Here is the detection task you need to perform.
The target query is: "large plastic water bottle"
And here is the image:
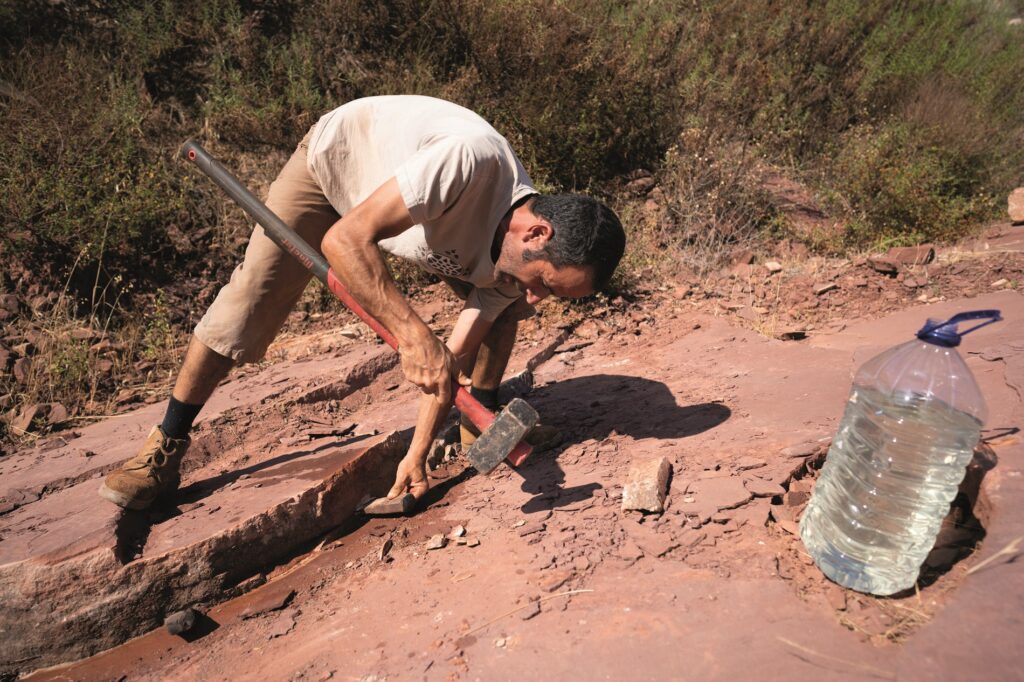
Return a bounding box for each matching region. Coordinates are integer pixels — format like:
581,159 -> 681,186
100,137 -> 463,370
800,310 -> 1002,595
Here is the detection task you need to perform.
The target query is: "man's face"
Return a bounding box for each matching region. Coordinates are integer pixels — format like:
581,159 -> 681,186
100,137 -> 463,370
494,250 -> 594,305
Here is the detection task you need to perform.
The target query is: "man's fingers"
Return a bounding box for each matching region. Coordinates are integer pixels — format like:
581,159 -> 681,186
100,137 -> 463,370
386,482 -> 405,499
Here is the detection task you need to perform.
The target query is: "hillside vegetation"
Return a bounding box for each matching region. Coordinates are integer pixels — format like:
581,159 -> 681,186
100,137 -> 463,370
1,0 -> 1022,439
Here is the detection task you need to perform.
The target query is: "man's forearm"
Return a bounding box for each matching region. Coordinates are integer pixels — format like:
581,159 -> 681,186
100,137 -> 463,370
322,228 -> 431,347
407,392 -> 453,463
405,309 -> 493,463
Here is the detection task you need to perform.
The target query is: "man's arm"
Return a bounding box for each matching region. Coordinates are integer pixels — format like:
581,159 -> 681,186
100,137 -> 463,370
320,177 -> 457,404
387,306 -> 494,500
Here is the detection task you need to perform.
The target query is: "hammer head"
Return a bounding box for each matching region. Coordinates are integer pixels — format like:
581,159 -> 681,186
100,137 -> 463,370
465,398 -> 538,474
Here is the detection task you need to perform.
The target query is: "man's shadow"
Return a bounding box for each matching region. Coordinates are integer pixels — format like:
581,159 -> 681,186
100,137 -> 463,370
512,374 -> 730,514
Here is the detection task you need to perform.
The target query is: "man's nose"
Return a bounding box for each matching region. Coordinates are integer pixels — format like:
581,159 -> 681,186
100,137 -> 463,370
525,289 -> 549,305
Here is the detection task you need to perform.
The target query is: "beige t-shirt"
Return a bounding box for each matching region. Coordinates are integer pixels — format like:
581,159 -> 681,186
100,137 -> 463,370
306,96 -> 534,320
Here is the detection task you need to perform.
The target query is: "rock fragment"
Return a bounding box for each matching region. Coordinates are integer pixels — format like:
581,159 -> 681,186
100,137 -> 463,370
730,249 -> 755,266
426,534 -> 447,550
266,607 -> 298,639
886,244 -> 935,266
629,527 -> 678,558
744,479 -> 785,498
813,282 -> 838,296
765,261 -> 783,273
621,457 -> 671,514
520,600 -> 541,621
69,328 -> 100,341
902,275 -> 928,289
241,588 -> 296,619
10,403 -> 47,434
734,456 -> 766,471
780,440 -> 827,458
363,493 -> 416,516
449,525 -> 466,539
0,294 -> 18,315
518,522 -> 546,537
47,402 -> 69,424
1009,187 -> 1024,224
687,476 -> 752,512
539,570 -> 573,592
12,357 -> 30,384
867,256 -> 900,275
824,583 -> 848,611
165,607 -> 197,636
783,478 -> 814,509
625,176 -> 656,194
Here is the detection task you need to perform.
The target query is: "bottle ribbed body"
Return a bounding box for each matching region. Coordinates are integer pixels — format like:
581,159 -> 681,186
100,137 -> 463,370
799,340 -> 986,596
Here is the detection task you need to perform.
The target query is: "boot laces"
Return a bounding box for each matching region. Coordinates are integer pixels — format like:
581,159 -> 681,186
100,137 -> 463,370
126,442 -> 177,474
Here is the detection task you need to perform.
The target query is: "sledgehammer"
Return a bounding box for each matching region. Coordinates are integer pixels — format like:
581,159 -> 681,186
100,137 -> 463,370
181,141 -> 537,477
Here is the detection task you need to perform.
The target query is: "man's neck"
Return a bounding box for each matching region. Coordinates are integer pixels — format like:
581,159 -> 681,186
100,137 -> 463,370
491,208 -> 513,263
493,195 -> 535,263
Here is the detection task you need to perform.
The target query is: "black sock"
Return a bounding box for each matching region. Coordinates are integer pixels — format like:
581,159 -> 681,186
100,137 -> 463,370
161,397 -> 204,439
469,386 -> 499,410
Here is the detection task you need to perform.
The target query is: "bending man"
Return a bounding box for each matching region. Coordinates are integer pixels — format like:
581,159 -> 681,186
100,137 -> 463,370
100,95 -> 626,510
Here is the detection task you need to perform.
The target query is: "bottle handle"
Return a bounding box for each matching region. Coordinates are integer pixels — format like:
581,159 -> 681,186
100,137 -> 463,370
916,310 -> 1002,347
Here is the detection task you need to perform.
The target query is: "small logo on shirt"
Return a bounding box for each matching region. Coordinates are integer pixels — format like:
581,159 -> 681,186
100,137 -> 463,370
417,247 -> 469,278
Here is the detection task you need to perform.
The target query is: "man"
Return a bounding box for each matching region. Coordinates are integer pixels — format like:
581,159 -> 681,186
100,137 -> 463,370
99,95 -> 625,511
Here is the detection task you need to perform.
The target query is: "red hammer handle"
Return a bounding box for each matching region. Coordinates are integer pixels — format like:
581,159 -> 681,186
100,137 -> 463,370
326,270 -> 531,465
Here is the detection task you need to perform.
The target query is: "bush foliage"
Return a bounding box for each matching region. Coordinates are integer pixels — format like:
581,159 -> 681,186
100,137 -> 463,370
2,0 -> 1022,292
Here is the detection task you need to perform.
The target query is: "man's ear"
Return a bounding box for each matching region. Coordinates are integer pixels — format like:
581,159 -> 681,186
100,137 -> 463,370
525,219 -> 553,245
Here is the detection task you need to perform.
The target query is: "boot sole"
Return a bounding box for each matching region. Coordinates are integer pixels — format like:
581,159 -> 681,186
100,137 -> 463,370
98,483 -> 154,511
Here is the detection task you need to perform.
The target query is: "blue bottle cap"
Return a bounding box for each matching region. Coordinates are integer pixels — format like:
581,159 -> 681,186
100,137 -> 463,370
916,310 -> 1002,347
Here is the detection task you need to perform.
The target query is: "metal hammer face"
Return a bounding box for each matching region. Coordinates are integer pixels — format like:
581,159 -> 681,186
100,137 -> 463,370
465,398 -> 539,474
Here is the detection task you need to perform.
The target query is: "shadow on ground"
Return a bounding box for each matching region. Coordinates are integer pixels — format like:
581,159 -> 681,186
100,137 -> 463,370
513,374 -> 731,514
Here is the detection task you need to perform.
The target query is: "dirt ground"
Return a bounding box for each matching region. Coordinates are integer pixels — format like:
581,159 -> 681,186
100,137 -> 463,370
4,222 -> 1024,681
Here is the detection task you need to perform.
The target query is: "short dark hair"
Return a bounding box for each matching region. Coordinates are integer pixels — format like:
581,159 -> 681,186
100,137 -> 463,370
523,194 -> 626,290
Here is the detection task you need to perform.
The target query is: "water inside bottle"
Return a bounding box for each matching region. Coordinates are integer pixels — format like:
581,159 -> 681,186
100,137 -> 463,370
800,384 -> 982,595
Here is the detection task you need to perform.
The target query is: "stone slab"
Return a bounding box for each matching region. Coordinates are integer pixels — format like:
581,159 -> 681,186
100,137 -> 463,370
0,344 -> 394,510
17,291 -> 1024,682
0,430 -> 405,673
0,302 -> 580,675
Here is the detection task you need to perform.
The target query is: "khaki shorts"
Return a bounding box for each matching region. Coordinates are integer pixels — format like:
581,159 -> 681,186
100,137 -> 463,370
195,134 -> 531,364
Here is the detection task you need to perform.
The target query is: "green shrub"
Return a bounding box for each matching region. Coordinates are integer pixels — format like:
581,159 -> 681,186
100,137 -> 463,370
1,44 -> 193,293
828,121 -> 997,248
2,0 -> 1022,295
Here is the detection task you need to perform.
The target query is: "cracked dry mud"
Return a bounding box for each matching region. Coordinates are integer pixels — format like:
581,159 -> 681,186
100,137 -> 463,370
4,226 -> 1024,681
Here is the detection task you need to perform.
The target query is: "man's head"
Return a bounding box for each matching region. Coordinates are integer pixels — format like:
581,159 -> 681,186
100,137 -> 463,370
494,194 -> 625,304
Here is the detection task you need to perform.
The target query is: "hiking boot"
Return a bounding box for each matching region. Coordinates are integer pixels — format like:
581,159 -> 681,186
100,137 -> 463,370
98,426 -> 190,510
524,423 -> 563,452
